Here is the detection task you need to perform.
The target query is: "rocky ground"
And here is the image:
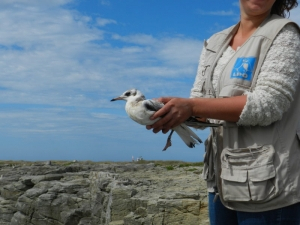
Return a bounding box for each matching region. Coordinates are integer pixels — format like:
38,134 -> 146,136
0,160 -> 209,225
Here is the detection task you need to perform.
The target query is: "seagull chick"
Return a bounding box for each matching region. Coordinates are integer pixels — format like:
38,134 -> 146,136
111,88 -> 202,151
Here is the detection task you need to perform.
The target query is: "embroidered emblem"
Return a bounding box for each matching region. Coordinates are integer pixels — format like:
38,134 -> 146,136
230,57 -> 256,81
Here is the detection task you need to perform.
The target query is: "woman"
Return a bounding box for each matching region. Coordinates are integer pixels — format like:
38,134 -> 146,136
147,0 -> 300,224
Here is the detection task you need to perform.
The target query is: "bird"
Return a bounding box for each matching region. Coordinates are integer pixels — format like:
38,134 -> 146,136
111,88 -> 203,151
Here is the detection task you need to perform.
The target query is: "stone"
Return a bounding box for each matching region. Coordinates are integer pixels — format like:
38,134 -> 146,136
0,161 -> 208,225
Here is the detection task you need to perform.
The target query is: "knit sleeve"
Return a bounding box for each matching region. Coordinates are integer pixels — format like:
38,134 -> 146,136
190,43 -> 207,98
237,23 -> 300,126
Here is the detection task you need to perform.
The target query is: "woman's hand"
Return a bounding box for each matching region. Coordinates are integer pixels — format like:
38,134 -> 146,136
146,97 -> 193,134
146,95 -> 247,134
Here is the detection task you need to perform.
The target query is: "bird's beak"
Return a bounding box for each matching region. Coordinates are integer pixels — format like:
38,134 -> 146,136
111,96 -> 123,101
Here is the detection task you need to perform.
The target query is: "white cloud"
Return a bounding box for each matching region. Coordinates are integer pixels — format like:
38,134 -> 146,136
112,33 -> 157,45
198,10 -> 236,16
0,0 -> 72,6
0,1 -> 105,107
111,33 -> 202,67
100,0 -> 110,6
96,17 -> 117,26
232,2 -> 240,7
0,108 -> 127,138
0,0 -> 203,138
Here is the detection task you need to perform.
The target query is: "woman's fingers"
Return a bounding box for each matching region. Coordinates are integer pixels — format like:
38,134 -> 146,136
150,109 -> 173,133
147,98 -> 193,134
150,97 -> 173,120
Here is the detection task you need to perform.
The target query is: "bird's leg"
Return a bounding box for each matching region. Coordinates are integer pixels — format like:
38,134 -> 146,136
162,130 -> 175,151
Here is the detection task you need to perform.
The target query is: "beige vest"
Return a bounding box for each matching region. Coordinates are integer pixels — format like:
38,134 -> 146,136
202,15 -> 300,212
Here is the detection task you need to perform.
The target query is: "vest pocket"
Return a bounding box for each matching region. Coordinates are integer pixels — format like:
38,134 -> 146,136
220,145 -> 277,202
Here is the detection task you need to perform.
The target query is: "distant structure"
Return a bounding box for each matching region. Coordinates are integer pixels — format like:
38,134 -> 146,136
136,156 -> 143,162
45,161 -> 52,166
132,156 -> 134,162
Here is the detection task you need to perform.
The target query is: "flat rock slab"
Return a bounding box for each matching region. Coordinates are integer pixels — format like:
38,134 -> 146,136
0,161 -> 208,225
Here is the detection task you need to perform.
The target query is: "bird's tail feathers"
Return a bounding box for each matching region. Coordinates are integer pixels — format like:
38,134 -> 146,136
174,124 -> 202,148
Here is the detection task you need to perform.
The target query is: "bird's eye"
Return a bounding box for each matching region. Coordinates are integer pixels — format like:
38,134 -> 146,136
125,92 -> 131,96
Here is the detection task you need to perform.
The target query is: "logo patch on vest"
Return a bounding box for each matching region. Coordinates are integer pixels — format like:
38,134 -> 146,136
230,57 -> 256,81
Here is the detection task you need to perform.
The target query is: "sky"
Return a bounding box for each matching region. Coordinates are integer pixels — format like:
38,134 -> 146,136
0,0 -> 299,162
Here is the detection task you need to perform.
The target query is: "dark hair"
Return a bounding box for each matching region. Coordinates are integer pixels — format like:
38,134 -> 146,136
271,0 -> 298,17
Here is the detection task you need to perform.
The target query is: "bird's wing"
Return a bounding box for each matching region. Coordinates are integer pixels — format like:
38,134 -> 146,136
184,117 -> 222,129
143,99 -> 164,112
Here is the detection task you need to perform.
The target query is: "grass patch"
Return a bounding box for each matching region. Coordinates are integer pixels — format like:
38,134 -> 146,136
0,160 -> 204,168
165,165 -> 174,170
186,168 -> 198,172
179,162 -> 204,168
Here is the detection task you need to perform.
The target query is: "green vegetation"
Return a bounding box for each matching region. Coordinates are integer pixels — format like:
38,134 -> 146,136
0,160 -> 204,169
165,165 -> 174,170
179,162 -> 204,167
186,168 -> 198,172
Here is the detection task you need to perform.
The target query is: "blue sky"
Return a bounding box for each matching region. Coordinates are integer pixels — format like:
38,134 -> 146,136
0,0 -> 299,162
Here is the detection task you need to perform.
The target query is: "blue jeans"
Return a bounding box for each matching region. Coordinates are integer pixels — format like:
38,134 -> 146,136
209,192 -> 300,225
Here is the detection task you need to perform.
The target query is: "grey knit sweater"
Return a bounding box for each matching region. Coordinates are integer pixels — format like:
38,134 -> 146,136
190,24 -> 300,126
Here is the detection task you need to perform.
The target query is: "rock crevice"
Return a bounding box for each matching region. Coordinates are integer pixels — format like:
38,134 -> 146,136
0,162 -> 208,225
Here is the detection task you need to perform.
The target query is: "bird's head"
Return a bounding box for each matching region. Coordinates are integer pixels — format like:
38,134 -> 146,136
111,89 -> 145,102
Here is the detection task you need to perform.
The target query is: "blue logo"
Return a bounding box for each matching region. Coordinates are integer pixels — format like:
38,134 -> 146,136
230,57 -> 256,81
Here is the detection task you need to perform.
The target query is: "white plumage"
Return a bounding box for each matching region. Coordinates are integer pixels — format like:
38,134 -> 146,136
111,88 -> 202,150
